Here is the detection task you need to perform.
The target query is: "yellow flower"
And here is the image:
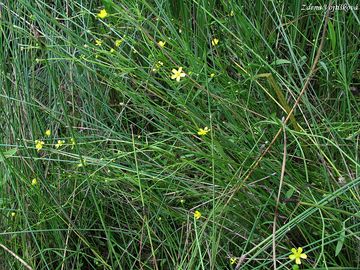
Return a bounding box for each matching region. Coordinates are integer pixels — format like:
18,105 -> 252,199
35,140 -> 45,151
194,210 -> 201,219
11,212 -> 16,217
45,129 -> 51,137
110,48 -> 115,53
171,67 -> 186,82
97,9 -> 108,19
230,257 -> 237,265
157,40 -> 166,48
230,10 -> 235,16
115,39 -> 123,47
55,140 -> 65,149
289,247 -> 307,265
70,138 -> 76,149
95,39 -> 103,46
31,178 -> 38,186
210,73 -> 215,78
152,61 -> 164,72
211,38 -> 219,46
197,127 -> 210,136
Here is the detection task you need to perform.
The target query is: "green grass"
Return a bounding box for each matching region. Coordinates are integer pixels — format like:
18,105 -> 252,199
0,0 -> 359,269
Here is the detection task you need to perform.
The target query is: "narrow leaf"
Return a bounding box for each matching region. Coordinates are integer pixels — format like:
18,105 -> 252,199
335,223 -> 346,257
271,59 -> 291,66
328,20 -> 336,52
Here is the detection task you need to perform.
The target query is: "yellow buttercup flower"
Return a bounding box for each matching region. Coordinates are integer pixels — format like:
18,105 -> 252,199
197,127 -> 210,136
35,140 -> 45,151
97,9 -> 108,19
171,67 -> 186,82
289,247 -> 307,265
230,257 -> 237,265
110,48 -> 115,53
45,129 -> 51,137
194,210 -> 201,220
211,38 -> 219,46
11,212 -> 16,217
31,178 -> 38,186
210,73 -> 215,78
55,140 -> 65,149
95,39 -> 103,46
115,39 -> 123,47
157,40 -> 166,48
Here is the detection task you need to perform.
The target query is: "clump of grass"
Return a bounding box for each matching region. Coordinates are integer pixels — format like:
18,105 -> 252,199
0,0 -> 359,269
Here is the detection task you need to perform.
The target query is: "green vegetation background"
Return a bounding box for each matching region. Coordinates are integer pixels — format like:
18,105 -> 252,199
0,0 -> 359,269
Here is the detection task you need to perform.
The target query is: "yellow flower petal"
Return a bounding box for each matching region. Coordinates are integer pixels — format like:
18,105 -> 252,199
297,247 -> 303,253
95,39 -> 103,46
70,138 -> 76,149
197,127 -> 210,136
55,140 -> 65,149
295,258 -> 301,265
291,248 -> 297,254
157,41 -> 166,48
35,140 -> 45,151
230,257 -> 237,265
194,210 -> 201,219
289,254 -> 296,260
300,253 -> 307,259
211,38 -> 219,46
115,39 -> 123,47
97,9 -> 108,19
